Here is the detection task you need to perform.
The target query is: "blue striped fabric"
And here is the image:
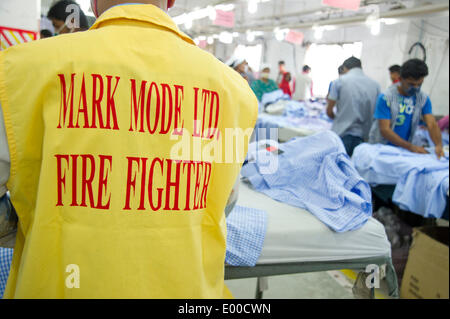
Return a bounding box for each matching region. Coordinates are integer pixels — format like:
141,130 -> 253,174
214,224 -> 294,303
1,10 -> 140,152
0,248 -> 13,299
226,206 -> 267,267
241,131 -> 372,232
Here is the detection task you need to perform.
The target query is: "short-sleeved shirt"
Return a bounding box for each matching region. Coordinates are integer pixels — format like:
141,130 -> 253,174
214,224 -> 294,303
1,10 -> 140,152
374,93 -> 432,142
328,68 -> 381,139
251,79 -> 279,101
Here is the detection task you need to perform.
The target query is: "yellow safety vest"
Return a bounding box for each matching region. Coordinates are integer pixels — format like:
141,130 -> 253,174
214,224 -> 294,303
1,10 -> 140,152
0,4 -> 257,298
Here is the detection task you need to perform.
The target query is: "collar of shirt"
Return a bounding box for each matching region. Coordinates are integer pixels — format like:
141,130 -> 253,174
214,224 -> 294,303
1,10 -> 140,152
347,68 -> 364,76
89,4 -> 195,46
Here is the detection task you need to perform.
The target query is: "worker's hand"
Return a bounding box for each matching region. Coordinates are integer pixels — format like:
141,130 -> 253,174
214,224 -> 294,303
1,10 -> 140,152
408,145 -> 429,154
435,145 -> 445,159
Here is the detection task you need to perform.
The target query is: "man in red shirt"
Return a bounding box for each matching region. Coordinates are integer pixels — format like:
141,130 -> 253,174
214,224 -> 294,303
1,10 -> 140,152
279,72 -> 292,97
389,65 -> 401,84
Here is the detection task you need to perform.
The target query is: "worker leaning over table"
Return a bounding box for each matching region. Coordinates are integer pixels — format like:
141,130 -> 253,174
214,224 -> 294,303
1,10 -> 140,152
369,59 -> 444,159
0,0 -> 258,298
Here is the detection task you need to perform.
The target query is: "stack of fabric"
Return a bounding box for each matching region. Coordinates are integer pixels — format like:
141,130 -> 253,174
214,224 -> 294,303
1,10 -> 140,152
353,143 -> 449,219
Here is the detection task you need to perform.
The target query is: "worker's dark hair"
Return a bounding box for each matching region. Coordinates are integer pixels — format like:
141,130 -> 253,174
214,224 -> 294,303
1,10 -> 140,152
400,59 -> 429,80
302,65 -> 311,72
279,61 -> 285,65
40,29 -> 53,38
389,65 -> 401,73
338,65 -> 345,75
47,0 -> 89,29
343,56 -> 362,70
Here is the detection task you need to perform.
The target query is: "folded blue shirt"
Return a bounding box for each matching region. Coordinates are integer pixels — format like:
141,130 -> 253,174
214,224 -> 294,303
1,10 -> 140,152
241,131 -> 372,232
226,206 -> 267,267
393,164 -> 449,219
0,248 -> 13,299
352,143 -> 449,186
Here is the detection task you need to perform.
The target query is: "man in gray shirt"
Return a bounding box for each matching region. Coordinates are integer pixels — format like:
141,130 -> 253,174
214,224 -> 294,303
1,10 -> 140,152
327,57 -> 381,156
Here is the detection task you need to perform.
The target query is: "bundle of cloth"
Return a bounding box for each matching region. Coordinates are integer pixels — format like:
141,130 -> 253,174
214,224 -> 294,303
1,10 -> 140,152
412,126 -> 449,148
241,131 -> 372,232
353,143 -> 449,219
260,89 -> 290,110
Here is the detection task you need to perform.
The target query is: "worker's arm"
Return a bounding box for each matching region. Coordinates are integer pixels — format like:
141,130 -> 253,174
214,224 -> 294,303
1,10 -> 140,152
326,99 -> 336,119
378,119 -> 428,154
423,113 -> 444,159
326,80 -> 340,119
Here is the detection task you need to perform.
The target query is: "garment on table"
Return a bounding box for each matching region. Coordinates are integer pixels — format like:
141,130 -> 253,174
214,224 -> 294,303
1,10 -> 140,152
438,115 -> 449,131
241,131 -> 372,232
251,79 -> 280,101
412,127 -> 449,147
352,143 -> 449,185
374,93 -> 432,144
393,164 -> 449,218
260,89 -> 289,108
0,4 -> 258,299
328,68 -> 380,140
225,206 -> 267,267
0,248 -> 13,299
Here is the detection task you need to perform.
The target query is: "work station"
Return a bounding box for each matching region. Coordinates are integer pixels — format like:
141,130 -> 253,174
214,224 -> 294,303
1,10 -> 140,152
0,0 -> 448,300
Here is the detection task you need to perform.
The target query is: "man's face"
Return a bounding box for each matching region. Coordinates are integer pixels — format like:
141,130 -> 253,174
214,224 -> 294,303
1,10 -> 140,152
400,77 -> 425,96
279,64 -> 285,72
390,71 -> 400,83
236,62 -> 246,74
51,18 -> 69,34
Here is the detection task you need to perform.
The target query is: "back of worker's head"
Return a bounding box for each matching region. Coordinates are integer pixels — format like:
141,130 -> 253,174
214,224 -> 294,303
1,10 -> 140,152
400,59 -> 428,80
91,1 -> 175,17
48,0 -> 89,34
343,57 -> 362,72
302,65 -> 311,73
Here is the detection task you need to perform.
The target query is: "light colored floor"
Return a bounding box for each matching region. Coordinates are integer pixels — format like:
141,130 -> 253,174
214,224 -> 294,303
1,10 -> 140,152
225,269 -> 392,299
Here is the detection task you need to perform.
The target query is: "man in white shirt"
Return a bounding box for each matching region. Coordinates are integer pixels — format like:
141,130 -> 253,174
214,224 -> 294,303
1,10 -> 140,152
293,65 -> 313,101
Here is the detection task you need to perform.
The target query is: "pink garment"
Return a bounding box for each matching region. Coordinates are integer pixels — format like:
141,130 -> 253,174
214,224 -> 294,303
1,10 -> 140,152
438,115 -> 449,131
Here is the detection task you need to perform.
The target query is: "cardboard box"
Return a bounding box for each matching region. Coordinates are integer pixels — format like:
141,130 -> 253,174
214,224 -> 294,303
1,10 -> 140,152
401,227 -> 449,299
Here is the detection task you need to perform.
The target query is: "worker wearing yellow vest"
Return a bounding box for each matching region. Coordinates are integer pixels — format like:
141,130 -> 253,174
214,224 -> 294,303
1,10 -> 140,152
0,0 -> 258,298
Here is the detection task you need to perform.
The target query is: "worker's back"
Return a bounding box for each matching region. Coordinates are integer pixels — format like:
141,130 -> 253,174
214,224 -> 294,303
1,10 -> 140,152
0,5 -> 258,298
332,68 -> 380,140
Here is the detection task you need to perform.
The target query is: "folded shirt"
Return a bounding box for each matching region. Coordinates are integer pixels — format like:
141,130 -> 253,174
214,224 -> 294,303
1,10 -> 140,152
241,131 -> 372,232
225,205 -> 267,267
0,247 -> 13,299
353,143 -> 449,218
352,143 -> 449,186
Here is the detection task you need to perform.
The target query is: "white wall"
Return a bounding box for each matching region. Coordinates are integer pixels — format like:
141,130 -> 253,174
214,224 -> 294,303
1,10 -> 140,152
0,0 -> 41,31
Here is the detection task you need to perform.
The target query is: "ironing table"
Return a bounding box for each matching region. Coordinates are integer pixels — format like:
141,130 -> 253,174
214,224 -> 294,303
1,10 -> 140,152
224,181 -> 399,299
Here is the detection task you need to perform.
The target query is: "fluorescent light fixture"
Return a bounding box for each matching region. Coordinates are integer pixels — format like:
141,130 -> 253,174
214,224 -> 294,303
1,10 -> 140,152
219,32 -> 233,44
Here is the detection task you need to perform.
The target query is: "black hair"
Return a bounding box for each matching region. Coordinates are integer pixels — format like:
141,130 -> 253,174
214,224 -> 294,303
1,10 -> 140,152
302,65 -> 311,72
338,65 -> 345,75
343,57 -> 362,70
400,59 -> 429,79
389,65 -> 401,73
40,29 -> 53,38
47,0 -> 89,29
279,61 -> 285,65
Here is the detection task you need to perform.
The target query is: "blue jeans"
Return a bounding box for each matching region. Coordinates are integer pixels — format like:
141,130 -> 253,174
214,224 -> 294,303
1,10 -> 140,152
341,135 -> 363,157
